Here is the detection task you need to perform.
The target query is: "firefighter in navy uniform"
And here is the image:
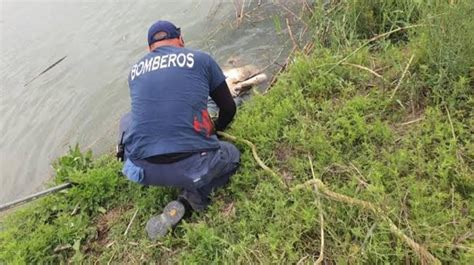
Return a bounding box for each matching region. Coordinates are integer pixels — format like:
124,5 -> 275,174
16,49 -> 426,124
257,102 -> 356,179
118,20 -> 240,240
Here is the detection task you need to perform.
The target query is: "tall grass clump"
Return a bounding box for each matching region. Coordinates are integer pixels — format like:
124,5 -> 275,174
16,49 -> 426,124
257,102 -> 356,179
1,1 -> 473,263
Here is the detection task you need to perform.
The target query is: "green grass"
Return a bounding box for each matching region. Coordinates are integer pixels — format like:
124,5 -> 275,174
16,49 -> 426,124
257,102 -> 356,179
1,0 -> 473,263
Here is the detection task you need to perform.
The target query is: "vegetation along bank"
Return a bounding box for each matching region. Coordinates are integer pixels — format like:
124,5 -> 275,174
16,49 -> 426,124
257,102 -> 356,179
1,0 -> 473,263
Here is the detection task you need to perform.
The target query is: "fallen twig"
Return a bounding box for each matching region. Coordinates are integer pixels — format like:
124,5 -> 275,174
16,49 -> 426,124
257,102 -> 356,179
71,203 -> 80,215
444,105 -> 457,142
302,42 -> 314,55
124,208 -> 139,236
107,248 -> 116,265
362,223 -> 378,252
106,241 -> 115,248
342,62 -> 386,81
296,255 -> 309,265
299,24 -> 309,42
399,117 -> 424,126
239,0 -> 246,25
147,242 -> 173,251
390,55 -> 415,100
454,231 -> 474,246
233,0 -> 240,21
54,244 -> 72,252
234,0 -> 246,26
349,162 -> 369,190
302,0 -> 314,16
286,18 -> 299,50
444,105 -> 462,161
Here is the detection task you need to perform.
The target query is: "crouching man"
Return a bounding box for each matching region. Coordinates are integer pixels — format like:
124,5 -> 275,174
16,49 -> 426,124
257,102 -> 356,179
118,20 -> 240,240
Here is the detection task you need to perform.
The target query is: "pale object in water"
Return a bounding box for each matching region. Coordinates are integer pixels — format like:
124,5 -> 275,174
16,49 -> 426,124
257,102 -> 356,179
223,65 -> 268,97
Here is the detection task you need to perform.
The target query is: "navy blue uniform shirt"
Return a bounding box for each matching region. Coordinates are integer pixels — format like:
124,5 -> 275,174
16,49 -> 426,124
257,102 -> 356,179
124,46 -> 226,160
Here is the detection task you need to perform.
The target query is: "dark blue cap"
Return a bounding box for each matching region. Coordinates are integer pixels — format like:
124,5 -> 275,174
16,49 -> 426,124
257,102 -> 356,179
147,20 -> 181,46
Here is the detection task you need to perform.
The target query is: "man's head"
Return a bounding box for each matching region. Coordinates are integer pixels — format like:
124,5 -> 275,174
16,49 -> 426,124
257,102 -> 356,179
147,20 -> 184,51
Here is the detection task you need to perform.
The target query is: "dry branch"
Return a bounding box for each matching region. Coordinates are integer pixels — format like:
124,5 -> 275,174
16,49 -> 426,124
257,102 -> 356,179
233,0 -> 246,26
124,208 -> 139,236
341,62 -> 386,81
107,249 -> 116,265
444,105 -> 457,142
286,18 -> 299,50
239,0 -> 246,25
390,55 -> 415,100
399,117 -> 424,126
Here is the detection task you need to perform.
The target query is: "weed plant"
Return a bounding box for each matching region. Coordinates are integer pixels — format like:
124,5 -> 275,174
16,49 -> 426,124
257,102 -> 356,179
1,0 -> 473,263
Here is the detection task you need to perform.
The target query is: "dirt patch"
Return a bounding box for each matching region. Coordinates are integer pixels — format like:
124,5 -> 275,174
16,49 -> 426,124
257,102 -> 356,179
274,143 -> 295,162
220,201 -> 236,219
274,143 -> 298,184
95,206 -> 127,244
84,205 -> 132,256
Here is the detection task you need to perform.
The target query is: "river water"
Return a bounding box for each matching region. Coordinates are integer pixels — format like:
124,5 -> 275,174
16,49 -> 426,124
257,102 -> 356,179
0,0 -> 307,204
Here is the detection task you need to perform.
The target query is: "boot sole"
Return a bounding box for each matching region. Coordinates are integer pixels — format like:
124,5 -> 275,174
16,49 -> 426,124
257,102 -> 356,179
146,200 -> 185,240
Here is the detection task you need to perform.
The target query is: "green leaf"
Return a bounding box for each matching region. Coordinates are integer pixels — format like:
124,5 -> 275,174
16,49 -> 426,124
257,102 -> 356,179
72,239 -> 81,251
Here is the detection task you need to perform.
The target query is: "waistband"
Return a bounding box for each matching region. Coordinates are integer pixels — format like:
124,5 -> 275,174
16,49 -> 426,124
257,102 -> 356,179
144,152 -> 194,164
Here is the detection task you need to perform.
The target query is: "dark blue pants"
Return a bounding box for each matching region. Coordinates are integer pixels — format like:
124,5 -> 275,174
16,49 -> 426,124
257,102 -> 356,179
119,113 -> 240,211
